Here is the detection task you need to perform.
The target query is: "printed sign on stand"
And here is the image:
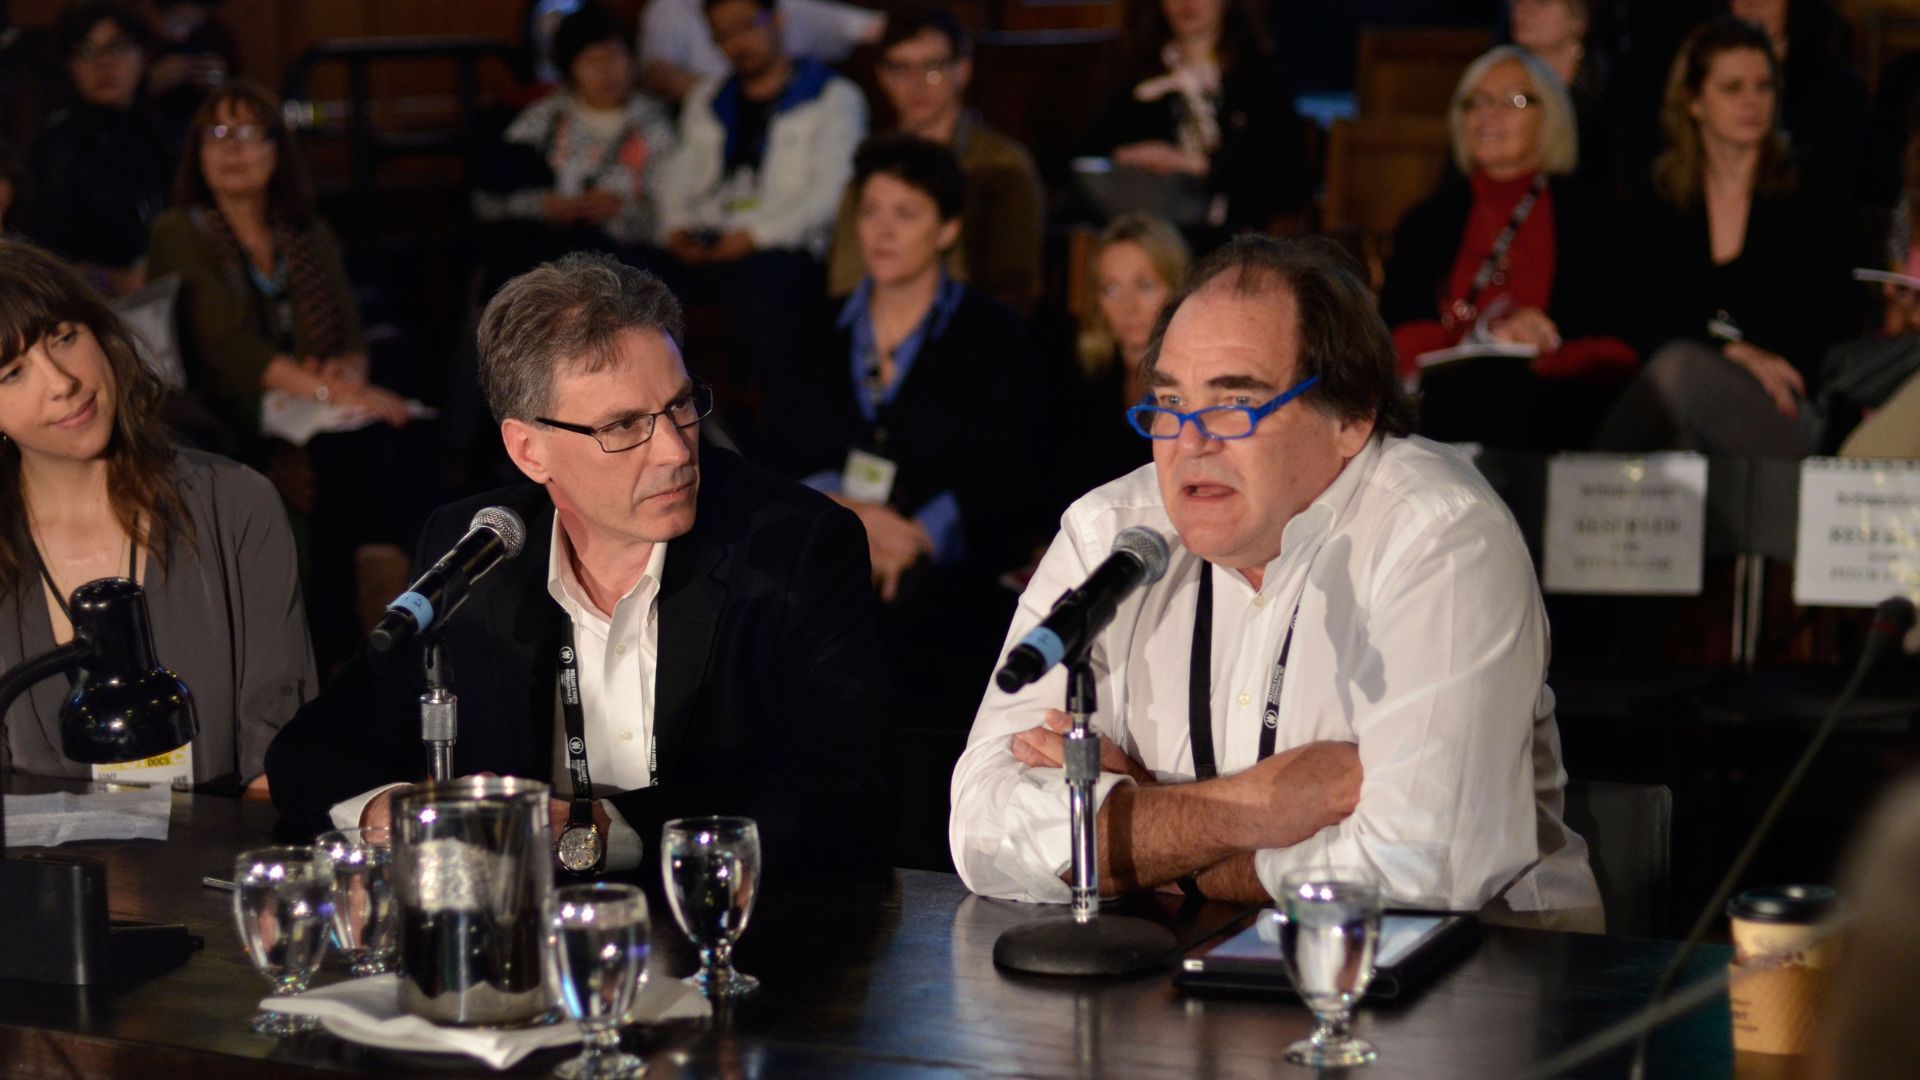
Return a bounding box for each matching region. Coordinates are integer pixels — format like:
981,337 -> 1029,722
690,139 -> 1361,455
1792,458 -> 1920,607
1543,453 -> 1708,595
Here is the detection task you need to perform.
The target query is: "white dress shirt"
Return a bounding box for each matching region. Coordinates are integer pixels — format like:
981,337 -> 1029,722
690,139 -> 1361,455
329,518 -> 666,872
950,436 -> 1601,921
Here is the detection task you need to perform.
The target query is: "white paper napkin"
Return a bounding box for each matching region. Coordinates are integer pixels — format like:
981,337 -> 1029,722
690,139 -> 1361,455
2,784 -> 171,846
263,973 -> 710,1070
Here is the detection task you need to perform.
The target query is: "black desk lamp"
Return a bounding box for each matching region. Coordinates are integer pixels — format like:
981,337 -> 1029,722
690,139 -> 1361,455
0,577 -> 200,985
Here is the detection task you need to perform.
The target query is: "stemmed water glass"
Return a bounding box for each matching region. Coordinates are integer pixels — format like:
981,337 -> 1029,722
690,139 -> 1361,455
546,881 -> 650,1080
661,816 -> 761,999
1275,867 -> 1384,1068
232,846 -> 334,1035
314,826 -> 397,976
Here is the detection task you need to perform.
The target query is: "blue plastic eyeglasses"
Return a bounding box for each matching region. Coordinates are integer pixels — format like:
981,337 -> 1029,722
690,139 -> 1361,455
1127,375 -> 1320,440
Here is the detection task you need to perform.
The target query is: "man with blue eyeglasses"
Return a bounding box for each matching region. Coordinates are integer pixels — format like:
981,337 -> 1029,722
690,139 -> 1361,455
951,237 -> 1601,930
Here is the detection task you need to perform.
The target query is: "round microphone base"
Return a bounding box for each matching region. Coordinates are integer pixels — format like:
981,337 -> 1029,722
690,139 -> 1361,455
992,913 -> 1176,977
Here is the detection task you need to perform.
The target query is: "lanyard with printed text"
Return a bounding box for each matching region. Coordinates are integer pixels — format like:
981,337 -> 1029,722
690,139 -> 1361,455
1187,564 -> 1298,779
557,624 -> 595,829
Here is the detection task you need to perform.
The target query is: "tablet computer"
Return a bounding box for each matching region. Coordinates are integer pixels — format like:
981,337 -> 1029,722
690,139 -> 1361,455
1173,908 -> 1478,1001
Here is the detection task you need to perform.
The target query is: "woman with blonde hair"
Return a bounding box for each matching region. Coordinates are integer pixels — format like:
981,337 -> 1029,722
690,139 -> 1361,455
1058,213 -> 1190,501
1380,45 -> 1635,449
0,237 -> 313,793
1596,15 -> 1855,455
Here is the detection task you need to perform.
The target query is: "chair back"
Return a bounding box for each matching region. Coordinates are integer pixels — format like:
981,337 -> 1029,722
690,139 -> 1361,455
1561,779 -> 1673,937
1356,26 -> 1491,116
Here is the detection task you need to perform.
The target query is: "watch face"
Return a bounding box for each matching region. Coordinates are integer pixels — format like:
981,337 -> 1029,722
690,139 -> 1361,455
556,825 -> 602,873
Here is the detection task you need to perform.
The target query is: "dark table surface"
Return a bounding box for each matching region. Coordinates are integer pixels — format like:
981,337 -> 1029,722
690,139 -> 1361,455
0,789 -> 1739,1079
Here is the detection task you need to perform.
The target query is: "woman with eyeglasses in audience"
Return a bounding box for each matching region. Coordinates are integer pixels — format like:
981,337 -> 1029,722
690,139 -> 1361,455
1381,46 -> 1635,450
763,133 -> 1041,729
1081,0 -> 1308,232
0,237 -> 313,793
147,80 -> 425,665
1595,15 -> 1855,456
29,1 -> 175,297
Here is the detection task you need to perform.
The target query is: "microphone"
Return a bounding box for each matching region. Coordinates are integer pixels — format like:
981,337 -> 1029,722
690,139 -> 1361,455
995,527 -> 1170,693
1587,594 -> 1917,1080
369,507 -> 527,653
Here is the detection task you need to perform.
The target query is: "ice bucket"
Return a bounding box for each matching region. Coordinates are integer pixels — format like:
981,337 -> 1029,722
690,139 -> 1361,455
392,776 -> 553,1026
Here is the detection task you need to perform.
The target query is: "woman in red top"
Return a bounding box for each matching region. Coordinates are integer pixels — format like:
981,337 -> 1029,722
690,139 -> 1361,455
1379,45 -> 1635,449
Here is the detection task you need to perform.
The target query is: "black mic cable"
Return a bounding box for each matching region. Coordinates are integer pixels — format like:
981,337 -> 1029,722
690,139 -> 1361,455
1561,595 -> 1918,1080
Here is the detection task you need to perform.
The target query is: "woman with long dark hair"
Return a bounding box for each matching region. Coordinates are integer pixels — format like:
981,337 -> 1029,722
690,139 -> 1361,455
147,80 -> 422,662
0,237 -> 313,792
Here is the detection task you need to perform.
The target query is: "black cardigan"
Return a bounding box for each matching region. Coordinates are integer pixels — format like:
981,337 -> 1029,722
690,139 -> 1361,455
761,286 -> 1047,576
1626,169 -> 1859,382
1083,50 -> 1311,229
1378,172 -> 1630,343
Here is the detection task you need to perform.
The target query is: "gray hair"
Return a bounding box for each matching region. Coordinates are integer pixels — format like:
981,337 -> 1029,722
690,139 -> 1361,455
1448,44 -> 1579,177
476,252 -> 686,422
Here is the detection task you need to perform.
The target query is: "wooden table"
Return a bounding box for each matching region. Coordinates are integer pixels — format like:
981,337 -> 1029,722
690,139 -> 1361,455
0,791 -> 1737,1078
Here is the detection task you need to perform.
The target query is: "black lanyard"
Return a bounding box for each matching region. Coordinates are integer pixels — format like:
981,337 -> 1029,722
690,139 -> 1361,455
557,624 -> 595,829
1448,173 -> 1547,326
30,527 -> 138,622
556,621 -> 660,824
1187,564 -> 1298,779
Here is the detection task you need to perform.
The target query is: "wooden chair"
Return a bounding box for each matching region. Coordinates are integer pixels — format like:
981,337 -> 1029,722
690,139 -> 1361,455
1320,115 -> 1451,286
1356,26 -> 1491,117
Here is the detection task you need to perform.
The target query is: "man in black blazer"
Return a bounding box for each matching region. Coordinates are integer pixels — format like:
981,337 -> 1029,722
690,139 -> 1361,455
266,253 -> 892,878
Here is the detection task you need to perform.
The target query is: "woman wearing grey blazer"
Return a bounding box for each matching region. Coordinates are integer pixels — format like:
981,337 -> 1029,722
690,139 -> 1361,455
0,238 -> 314,793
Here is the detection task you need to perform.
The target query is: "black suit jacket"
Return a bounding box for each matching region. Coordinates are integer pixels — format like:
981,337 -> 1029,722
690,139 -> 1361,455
266,447 -> 894,877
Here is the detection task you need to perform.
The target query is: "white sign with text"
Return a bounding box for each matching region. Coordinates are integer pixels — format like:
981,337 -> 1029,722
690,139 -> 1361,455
1792,458 -> 1920,607
1543,453 -> 1707,596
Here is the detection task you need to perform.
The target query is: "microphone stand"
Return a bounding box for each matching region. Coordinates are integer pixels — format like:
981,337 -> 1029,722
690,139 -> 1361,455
420,635 -> 457,782
993,656 -> 1177,976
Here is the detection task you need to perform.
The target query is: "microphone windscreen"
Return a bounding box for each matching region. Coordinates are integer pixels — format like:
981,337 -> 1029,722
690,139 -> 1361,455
1112,527 -> 1171,585
470,506 -> 527,558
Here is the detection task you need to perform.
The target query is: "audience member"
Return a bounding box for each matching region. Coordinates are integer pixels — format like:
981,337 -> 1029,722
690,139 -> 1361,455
950,236 -> 1600,926
146,0 -> 240,150
1822,120 -> 1920,457
0,238 -> 314,794
1081,0 -> 1310,232
1380,46 -> 1636,450
1507,0 -> 1634,193
654,0 -> 866,394
147,81 -> 422,664
825,7 -> 1042,313
28,1 -> 174,297
761,134 -> 1043,730
1728,0 -> 1866,188
638,0 -> 881,104
0,143 -> 26,235
474,3 -> 675,287
266,253 -> 894,882
1596,15 -> 1855,457
1054,213 -> 1188,506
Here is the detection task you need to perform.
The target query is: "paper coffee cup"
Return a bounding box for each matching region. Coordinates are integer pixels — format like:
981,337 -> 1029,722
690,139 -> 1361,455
1725,885 -> 1839,1057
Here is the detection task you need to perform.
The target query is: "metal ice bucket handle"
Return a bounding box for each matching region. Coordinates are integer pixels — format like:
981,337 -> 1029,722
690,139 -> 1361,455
392,776 -> 553,1026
